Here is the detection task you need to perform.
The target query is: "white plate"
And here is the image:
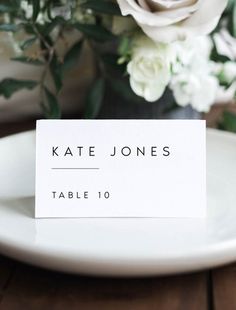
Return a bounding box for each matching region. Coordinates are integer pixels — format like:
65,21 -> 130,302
0,129 -> 236,277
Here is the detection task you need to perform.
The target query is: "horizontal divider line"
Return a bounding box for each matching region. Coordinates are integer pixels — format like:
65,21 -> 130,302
51,167 -> 100,170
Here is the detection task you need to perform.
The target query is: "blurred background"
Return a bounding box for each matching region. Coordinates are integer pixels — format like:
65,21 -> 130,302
0,0 -> 236,137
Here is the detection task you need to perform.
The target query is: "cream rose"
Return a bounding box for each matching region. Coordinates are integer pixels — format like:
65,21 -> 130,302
127,36 -> 171,102
116,0 -> 228,43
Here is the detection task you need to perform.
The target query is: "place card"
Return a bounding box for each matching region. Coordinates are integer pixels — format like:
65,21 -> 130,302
35,120 -> 206,218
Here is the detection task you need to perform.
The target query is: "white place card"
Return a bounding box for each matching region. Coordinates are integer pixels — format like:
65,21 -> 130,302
35,120 -> 206,218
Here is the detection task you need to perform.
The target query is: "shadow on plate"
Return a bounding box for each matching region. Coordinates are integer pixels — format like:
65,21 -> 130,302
0,197 -> 35,218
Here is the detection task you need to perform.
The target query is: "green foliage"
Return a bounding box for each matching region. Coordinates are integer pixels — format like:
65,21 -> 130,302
23,24 -> 35,35
117,36 -> 132,64
225,0 -> 235,13
20,37 -> 37,50
62,40 -> 83,73
42,86 -> 61,119
11,56 -> 44,66
233,1 -> 236,37
43,17 -> 67,36
0,79 -> 38,98
102,53 -> 126,75
81,0 -> 121,15
0,0 -> 232,121
219,111 -> 236,133
0,0 -> 20,13
0,4 -> 16,13
109,78 -> 143,104
74,23 -> 115,42
226,0 -> 236,37
0,0 -> 128,119
118,36 -> 131,57
32,0 -> 40,22
50,55 -> 63,93
0,24 -> 18,32
211,43 -> 230,63
84,78 -> 105,119
0,0 -> 124,118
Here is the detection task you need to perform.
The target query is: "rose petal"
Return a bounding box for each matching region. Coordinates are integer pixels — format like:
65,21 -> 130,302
139,0 -> 227,42
183,0 -> 227,28
137,0 -> 150,10
117,0 -> 227,43
117,0 -> 200,27
146,0 -> 197,11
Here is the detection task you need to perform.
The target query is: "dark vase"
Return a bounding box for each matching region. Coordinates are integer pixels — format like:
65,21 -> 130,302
98,87 -> 200,120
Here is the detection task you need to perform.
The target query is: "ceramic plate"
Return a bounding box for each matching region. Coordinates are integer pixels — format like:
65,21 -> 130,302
0,129 -> 235,277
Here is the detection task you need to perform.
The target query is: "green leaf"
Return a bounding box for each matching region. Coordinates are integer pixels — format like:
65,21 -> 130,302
0,78 -> 38,99
84,78 -> 105,119
81,0 -> 121,15
0,0 -> 20,13
118,36 -> 131,56
62,40 -> 83,73
233,1 -> 236,37
0,24 -> 18,32
221,111 -> 236,133
226,0 -> 235,12
50,55 -> 63,93
211,43 -> 230,63
42,87 -> 61,119
32,0 -> 40,22
0,4 -> 16,13
20,37 -> 37,50
101,53 -> 126,75
22,23 -> 35,35
109,78 -> 143,104
11,56 -> 44,66
43,17 -> 66,36
74,23 -> 115,42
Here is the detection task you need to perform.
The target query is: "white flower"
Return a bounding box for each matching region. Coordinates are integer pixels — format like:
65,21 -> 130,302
216,82 -> 236,103
209,56 -> 236,104
21,0 -> 46,24
170,36 -> 213,73
116,0 -> 228,43
127,36 -> 171,102
214,29 -> 236,61
211,60 -> 236,84
21,0 -> 72,24
210,61 -> 224,76
168,35 -> 218,112
221,62 -> 236,84
21,1 -> 33,19
51,3 -> 72,21
170,71 -> 218,112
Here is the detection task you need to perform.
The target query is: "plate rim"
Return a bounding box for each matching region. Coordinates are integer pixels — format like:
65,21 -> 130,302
0,128 -> 235,276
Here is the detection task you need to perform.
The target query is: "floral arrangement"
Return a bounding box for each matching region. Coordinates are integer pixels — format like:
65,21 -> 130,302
0,0 -> 235,124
